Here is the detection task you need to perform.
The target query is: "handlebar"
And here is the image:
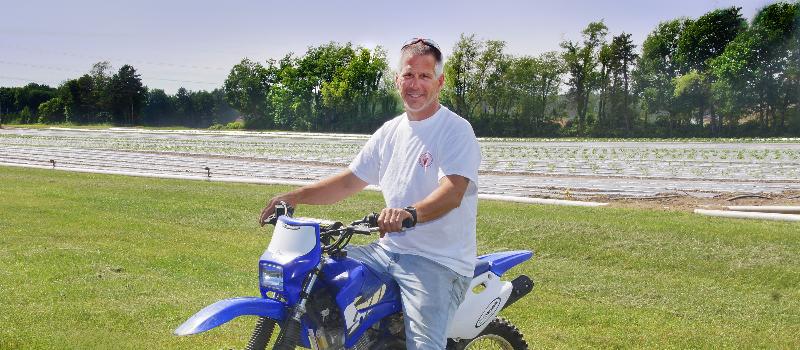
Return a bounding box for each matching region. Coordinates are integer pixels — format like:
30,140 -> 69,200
263,205 -> 414,255
264,203 -> 414,231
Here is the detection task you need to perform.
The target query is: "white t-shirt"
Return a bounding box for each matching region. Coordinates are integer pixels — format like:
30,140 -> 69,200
348,106 -> 481,277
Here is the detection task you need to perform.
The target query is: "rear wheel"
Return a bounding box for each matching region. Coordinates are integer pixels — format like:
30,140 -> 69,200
447,317 -> 528,350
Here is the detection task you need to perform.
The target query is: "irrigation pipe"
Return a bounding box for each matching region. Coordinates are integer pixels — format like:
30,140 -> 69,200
1,162 -> 608,207
478,194 -> 608,207
725,206 -> 800,214
726,194 -> 771,201
694,209 -> 800,222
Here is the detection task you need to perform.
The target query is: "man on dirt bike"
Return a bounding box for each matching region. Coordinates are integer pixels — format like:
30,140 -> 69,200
260,38 -> 481,350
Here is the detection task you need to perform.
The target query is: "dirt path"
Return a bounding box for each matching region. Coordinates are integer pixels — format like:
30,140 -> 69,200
598,191 -> 800,212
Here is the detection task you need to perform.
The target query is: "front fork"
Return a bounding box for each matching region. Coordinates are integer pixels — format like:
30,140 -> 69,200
274,260 -> 324,350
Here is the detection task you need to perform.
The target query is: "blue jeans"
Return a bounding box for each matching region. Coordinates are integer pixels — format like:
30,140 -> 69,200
348,243 -> 471,350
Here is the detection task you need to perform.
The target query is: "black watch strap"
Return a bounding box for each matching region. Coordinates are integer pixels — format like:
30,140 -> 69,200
403,206 -> 417,227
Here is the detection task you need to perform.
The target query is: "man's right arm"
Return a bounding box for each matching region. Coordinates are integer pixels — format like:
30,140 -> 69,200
259,170 -> 368,226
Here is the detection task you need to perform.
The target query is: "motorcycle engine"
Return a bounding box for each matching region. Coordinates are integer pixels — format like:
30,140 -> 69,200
306,289 -> 405,349
306,289 -> 347,350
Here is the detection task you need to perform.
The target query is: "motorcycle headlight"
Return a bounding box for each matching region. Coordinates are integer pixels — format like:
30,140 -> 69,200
259,262 -> 284,292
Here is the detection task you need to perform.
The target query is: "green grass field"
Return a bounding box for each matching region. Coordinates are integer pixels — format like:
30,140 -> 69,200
1,166 -> 798,349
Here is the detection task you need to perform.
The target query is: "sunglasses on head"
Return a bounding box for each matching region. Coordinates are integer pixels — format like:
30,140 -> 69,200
402,38 -> 442,54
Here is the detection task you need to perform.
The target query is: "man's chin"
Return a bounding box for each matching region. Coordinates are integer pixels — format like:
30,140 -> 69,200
403,101 -> 429,113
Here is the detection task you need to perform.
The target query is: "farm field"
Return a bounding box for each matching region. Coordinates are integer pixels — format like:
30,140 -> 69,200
1,127 -> 800,200
1,166 -> 798,349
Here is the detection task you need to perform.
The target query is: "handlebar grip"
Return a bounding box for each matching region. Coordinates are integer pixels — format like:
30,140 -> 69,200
363,212 -> 413,229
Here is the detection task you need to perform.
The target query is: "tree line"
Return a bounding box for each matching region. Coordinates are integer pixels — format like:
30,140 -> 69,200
1,2 -> 798,137
0,62 -> 237,128
443,2 -> 800,137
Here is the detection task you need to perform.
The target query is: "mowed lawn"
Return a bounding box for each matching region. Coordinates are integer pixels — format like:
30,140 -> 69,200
1,166 -> 798,349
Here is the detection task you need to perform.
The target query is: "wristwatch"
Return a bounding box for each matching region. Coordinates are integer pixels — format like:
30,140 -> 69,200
403,206 -> 418,227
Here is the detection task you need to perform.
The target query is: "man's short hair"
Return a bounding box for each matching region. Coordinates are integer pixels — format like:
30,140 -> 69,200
399,39 -> 444,78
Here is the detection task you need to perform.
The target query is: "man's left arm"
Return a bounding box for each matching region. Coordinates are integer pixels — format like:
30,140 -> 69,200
376,174 -> 469,234
413,174 -> 469,222
378,124 -> 480,235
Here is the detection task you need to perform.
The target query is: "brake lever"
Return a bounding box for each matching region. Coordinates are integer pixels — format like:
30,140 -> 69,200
262,202 -> 295,227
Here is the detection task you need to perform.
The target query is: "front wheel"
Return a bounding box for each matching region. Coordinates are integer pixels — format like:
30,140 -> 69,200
447,317 -> 528,350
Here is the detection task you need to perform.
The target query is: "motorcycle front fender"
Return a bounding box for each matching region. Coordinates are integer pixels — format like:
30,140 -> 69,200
174,297 -> 286,336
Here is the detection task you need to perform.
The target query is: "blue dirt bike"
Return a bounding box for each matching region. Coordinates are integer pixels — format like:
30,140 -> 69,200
175,203 -> 534,349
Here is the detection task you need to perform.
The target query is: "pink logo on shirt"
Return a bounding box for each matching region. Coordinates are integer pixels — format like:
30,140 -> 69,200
418,151 -> 433,171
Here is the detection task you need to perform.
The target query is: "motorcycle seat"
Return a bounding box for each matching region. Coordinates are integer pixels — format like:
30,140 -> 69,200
473,260 -> 491,277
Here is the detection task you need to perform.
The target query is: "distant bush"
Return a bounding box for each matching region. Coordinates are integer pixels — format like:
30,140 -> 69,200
208,121 -> 244,130
37,97 -> 66,124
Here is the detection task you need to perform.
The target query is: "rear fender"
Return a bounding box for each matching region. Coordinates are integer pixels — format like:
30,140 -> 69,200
174,297 -> 286,336
478,250 -> 533,276
447,271 -> 513,339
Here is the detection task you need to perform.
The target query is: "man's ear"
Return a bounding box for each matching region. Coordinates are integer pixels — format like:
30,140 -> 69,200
438,73 -> 445,88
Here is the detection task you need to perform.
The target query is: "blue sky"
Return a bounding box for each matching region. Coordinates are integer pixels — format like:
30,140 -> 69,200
0,0 -> 775,93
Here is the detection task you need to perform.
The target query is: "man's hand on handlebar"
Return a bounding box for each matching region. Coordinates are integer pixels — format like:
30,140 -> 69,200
260,193 -> 298,226
377,208 -> 415,238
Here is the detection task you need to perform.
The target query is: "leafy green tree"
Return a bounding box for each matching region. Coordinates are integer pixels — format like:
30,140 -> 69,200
506,52 -> 564,135
191,89 -> 215,127
209,88 -> 238,125
445,34 -> 566,136
0,87 -> 17,124
19,106 -> 32,124
224,58 -> 277,129
108,65 -> 146,125
174,87 -> 194,122
14,83 -> 56,123
596,42 -> 613,127
142,88 -> 174,125
633,19 -> 688,133
442,34 -> 481,119
441,36 -> 514,134
268,59 -> 298,130
89,61 -> 114,122
674,7 -> 746,134
605,33 -> 638,132
711,2 -> 799,133
265,42 -> 395,132
561,21 -> 608,134
672,69 -> 709,130
321,46 -> 391,132
476,40 -> 513,132
59,75 -> 95,123
676,7 -> 747,72
294,42 -> 356,130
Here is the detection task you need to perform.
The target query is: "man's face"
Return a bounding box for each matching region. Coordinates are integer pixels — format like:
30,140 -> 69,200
395,53 -> 444,119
